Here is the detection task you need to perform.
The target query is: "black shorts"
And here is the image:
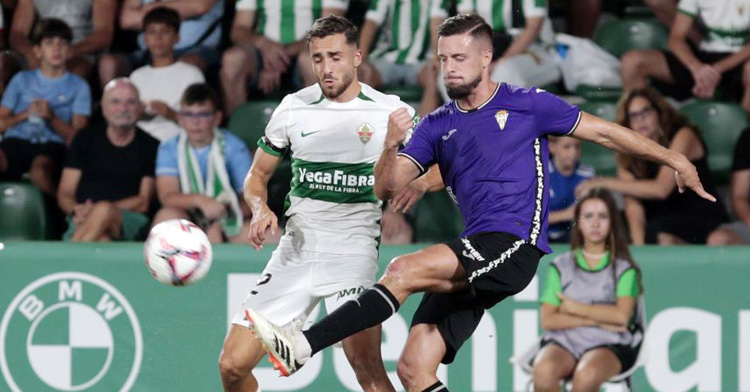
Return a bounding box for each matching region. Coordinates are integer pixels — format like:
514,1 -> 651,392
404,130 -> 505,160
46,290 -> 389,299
540,339 -> 638,375
658,49 -> 745,101
411,232 -> 543,364
645,212 -> 726,244
0,138 -> 66,180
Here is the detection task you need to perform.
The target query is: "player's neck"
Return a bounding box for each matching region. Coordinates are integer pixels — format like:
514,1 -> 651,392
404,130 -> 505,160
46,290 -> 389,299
328,79 -> 361,103
456,81 -> 498,111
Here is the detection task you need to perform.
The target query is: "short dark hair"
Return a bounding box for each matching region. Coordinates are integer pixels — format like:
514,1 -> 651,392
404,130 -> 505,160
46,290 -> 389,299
181,83 -> 221,111
31,18 -> 73,45
437,14 -> 493,44
143,7 -> 181,33
305,14 -> 358,46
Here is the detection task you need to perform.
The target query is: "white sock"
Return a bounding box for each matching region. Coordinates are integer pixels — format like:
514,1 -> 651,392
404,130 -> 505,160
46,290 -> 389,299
294,330 -> 312,362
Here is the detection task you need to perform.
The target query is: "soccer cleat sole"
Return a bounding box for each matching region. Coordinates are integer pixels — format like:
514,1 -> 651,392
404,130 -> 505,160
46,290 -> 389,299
245,309 -> 291,377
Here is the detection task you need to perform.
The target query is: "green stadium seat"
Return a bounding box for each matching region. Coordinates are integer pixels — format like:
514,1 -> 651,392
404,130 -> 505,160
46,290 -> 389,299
579,100 -> 618,122
580,141 -> 617,177
574,85 -> 623,102
594,19 -> 669,58
413,190 -> 463,243
227,101 -> 278,149
679,101 -> 750,184
0,182 -> 47,240
577,101 -> 619,176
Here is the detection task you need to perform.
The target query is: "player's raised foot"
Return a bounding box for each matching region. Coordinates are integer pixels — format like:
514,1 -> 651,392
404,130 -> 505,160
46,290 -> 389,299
245,308 -> 306,376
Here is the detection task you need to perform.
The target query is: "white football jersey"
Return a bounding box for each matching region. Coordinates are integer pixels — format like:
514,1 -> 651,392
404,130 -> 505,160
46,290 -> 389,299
258,82 -> 418,257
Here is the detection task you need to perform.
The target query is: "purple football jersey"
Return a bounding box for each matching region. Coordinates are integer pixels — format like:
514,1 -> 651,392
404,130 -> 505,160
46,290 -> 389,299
400,83 -> 581,253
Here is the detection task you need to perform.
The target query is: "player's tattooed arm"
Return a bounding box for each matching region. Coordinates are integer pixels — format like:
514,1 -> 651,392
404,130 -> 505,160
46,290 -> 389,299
243,149 -> 282,250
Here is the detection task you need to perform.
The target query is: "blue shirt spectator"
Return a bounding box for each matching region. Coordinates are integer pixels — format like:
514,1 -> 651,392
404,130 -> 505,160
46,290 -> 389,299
548,160 -> 595,242
156,129 -> 252,193
1,69 -> 91,144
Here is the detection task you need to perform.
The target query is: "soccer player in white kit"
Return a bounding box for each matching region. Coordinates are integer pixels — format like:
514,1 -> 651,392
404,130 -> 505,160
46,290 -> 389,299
218,15 -> 422,392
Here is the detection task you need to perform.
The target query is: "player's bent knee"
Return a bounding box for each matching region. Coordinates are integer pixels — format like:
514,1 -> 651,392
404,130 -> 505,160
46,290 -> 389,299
218,351 -> 250,384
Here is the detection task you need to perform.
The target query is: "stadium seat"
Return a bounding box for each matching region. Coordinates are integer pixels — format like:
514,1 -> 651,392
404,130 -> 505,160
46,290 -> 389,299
227,101 -> 279,149
578,100 -> 618,122
679,101 -> 750,184
413,190 -> 463,243
577,101 -> 619,176
574,85 -> 623,102
594,19 -> 669,58
0,182 -> 47,240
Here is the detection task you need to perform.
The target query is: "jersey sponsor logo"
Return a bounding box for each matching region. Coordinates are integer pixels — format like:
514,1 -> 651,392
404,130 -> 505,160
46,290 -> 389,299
442,129 -> 457,141
301,130 -> 324,137
357,123 -> 374,144
298,167 -> 375,189
495,110 -> 509,130
0,272 -> 142,392
460,238 -> 485,262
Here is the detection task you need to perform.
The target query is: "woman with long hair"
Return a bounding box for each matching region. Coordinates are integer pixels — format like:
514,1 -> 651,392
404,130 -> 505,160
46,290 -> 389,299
576,87 -> 728,244
533,188 -> 643,392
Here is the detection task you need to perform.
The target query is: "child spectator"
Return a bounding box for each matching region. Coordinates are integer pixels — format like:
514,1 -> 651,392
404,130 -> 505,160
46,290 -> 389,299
0,18 -> 91,195
153,83 -> 252,243
548,136 -> 595,243
130,7 -> 205,142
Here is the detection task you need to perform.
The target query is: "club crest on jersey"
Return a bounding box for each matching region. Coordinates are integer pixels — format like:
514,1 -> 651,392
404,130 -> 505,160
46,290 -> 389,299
357,123 -> 374,144
495,110 -> 509,130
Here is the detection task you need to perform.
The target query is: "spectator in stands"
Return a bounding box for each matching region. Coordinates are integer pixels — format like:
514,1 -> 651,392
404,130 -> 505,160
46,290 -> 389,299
153,83 -> 252,243
439,0 -> 560,100
99,0 -> 222,87
548,136 -> 595,243
707,127 -> 750,245
220,0 -> 348,114
621,0 -> 750,113
534,187 -> 644,392
130,7 -> 205,142
358,0 -> 448,116
57,78 -> 159,242
0,18 -> 91,196
3,0 -> 116,84
576,88 -> 728,245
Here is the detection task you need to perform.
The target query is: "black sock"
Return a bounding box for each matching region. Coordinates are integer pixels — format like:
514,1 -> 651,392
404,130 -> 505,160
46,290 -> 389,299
303,284 -> 399,355
422,381 -> 449,392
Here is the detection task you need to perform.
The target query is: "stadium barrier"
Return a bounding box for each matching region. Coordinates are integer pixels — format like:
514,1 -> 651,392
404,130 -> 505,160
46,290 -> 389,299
0,243 -> 748,392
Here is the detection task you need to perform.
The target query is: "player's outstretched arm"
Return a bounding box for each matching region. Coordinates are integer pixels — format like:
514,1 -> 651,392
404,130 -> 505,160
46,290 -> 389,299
243,149 -> 282,250
572,112 -> 716,202
374,108 -> 422,200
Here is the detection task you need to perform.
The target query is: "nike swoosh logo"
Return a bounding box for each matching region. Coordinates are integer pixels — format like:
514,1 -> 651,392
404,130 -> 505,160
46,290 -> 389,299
301,130 -> 324,137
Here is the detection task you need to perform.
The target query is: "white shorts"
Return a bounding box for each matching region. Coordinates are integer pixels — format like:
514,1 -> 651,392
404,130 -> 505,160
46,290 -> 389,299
231,246 -> 378,329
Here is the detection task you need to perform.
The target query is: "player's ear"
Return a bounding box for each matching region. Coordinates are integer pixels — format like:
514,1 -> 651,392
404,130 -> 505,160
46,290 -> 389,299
353,47 -> 363,68
482,46 -> 493,68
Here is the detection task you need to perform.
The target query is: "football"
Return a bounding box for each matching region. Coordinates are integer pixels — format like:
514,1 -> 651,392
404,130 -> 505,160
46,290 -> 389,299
144,219 -> 213,286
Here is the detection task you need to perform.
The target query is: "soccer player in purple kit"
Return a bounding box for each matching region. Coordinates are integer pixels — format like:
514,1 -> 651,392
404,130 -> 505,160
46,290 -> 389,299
245,14 -> 716,392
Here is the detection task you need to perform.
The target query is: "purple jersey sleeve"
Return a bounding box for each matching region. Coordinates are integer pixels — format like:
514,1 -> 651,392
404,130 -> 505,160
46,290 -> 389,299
530,89 -> 582,137
398,116 -> 436,174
